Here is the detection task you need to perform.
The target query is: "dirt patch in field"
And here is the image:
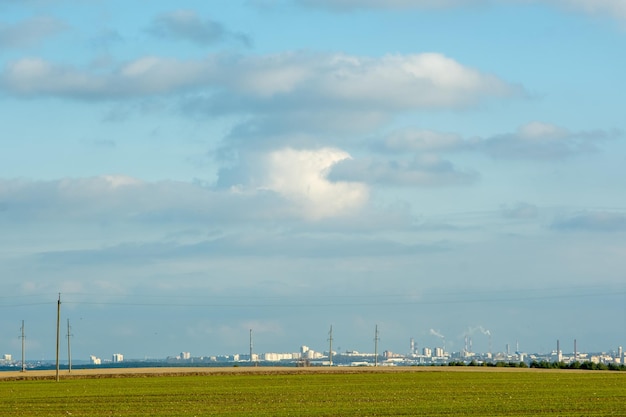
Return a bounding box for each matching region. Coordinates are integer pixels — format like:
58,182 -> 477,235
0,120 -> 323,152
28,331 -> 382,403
0,365 -> 577,381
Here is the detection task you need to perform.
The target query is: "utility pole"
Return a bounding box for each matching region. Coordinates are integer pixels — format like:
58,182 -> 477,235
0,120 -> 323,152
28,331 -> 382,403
20,320 -> 25,373
67,319 -> 73,373
328,325 -> 333,367
56,293 -> 61,382
374,325 -> 379,367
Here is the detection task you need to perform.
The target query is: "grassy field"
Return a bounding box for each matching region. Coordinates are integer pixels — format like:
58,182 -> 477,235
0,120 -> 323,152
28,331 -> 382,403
0,367 -> 624,416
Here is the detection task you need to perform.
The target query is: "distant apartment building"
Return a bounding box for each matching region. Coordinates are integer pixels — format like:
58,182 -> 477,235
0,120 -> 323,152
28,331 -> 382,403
2,354 -> 12,361
181,352 -> 191,360
262,352 -> 294,361
112,353 -> 124,363
90,355 -> 101,365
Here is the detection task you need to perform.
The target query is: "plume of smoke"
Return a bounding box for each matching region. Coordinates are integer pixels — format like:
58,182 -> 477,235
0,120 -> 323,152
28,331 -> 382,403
429,329 -> 445,339
468,326 -> 491,336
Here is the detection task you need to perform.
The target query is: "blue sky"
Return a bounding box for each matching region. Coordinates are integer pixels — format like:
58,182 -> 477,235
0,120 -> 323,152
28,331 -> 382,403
1,0 -> 625,361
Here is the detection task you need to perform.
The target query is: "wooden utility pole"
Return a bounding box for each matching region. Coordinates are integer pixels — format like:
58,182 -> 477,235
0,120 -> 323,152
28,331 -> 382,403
56,294 -> 61,382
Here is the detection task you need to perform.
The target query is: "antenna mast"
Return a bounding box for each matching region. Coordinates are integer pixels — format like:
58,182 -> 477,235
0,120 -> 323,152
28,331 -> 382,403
374,325 -> 379,367
67,319 -> 73,373
249,329 -> 254,365
20,320 -> 25,373
328,325 -> 333,367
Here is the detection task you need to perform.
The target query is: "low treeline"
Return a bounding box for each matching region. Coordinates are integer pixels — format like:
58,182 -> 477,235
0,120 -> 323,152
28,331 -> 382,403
446,360 -> 626,371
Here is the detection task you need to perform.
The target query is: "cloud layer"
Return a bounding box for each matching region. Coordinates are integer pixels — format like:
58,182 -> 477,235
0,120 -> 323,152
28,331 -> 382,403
0,16 -> 66,48
0,148 -> 369,222
298,0 -> 626,21
147,10 -> 251,47
377,122 -> 619,160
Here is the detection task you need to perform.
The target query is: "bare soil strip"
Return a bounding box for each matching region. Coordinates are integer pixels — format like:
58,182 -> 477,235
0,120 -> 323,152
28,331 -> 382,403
0,365 -> 587,381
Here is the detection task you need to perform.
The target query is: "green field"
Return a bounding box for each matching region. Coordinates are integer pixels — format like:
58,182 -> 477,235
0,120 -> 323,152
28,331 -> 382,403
1,369 -> 624,416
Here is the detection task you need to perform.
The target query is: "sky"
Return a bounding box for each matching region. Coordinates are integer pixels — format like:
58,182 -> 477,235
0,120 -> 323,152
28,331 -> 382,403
1,0 -> 625,362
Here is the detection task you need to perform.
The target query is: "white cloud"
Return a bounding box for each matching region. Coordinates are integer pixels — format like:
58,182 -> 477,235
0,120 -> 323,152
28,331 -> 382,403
147,10 -> 251,47
516,121 -> 569,140
330,154 -> 478,186
379,129 -> 464,153
1,52 -> 519,111
310,53 -> 516,109
1,56 -> 213,98
479,122 -> 618,159
227,148 -> 370,219
0,156 -> 368,223
0,176 -> 270,222
376,122 -> 619,160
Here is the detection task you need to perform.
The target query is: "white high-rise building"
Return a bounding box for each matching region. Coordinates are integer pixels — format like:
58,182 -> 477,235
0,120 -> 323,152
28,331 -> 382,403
112,353 -> 124,363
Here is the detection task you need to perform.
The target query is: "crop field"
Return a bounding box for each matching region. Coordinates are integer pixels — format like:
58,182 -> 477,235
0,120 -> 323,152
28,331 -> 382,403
0,367 -> 624,416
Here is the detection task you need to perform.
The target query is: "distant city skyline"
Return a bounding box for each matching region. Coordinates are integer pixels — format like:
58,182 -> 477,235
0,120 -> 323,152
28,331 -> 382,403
1,290 -> 624,362
1,1 -> 625,361
3,327 -> 624,370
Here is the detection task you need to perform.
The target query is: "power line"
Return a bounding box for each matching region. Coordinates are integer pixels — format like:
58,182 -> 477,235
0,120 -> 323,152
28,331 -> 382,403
55,290 -> 626,308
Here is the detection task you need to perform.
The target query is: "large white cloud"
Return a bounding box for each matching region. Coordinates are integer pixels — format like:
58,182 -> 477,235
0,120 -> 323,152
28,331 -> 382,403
0,52 -> 518,110
0,148 -> 369,223
225,147 -> 369,219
